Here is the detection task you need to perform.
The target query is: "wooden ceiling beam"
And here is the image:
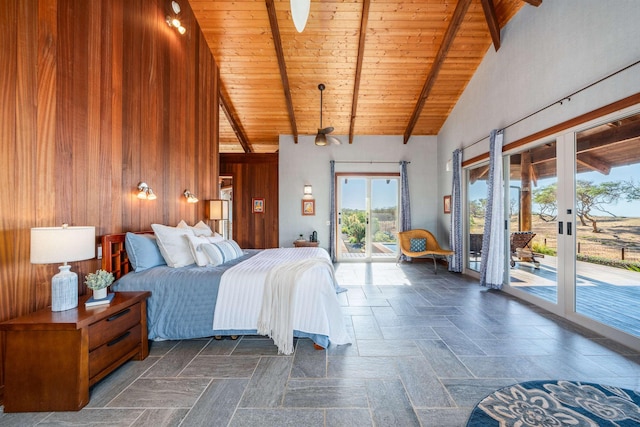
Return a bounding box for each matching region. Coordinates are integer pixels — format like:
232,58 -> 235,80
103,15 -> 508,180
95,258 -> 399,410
577,152 -> 611,175
403,0 -> 472,144
521,0 -> 542,6
349,0 -> 371,145
219,88 -> 252,153
480,0 -> 501,51
265,0 -> 299,143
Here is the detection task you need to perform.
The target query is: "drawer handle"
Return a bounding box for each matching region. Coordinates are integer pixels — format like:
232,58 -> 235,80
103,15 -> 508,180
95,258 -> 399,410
107,308 -> 131,322
107,331 -> 131,347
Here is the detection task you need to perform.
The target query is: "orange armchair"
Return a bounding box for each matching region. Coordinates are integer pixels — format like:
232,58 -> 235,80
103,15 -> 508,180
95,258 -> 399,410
398,229 -> 454,274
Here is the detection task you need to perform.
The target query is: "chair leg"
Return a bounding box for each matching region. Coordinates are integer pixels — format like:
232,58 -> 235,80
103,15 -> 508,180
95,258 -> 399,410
432,255 -> 438,274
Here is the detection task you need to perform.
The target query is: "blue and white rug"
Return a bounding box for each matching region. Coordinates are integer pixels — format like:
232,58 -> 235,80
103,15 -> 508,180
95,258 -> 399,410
466,380 -> 640,427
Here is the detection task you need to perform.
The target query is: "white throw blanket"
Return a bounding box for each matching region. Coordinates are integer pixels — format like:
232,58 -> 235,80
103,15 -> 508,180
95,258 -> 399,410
257,257 -> 335,355
212,247 -> 351,353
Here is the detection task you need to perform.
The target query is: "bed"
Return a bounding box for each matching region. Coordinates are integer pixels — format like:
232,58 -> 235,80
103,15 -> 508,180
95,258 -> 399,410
102,228 -> 351,354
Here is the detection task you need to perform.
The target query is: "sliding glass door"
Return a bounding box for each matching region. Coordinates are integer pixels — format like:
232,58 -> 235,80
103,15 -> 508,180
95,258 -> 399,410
572,114 -> 640,338
336,174 -> 399,262
467,163 -> 489,272
507,140 -> 559,304
498,110 -> 640,342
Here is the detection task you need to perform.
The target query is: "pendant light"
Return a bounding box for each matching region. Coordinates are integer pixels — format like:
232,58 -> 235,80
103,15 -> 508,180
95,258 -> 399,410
291,0 -> 310,33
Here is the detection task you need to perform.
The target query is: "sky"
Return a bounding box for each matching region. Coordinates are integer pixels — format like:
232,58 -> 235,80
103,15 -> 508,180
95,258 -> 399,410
340,178 -> 399,210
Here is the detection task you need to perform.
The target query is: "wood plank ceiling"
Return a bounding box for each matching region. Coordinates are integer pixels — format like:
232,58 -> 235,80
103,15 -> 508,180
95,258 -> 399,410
187,0 -> 537,153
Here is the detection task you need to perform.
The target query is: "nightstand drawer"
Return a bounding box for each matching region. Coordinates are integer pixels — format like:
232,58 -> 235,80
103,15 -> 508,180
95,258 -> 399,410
88,303 -> 141,351
89,323 -> 142,379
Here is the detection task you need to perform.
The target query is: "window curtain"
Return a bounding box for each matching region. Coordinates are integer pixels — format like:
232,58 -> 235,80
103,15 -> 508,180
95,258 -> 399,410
448,149 -> 463,273
329,160 -> 337,262
480,130 -> 505,289
399,161 -> 411,261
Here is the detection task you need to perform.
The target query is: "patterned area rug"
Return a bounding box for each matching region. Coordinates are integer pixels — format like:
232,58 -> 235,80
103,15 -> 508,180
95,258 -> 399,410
466,380 -> 640,427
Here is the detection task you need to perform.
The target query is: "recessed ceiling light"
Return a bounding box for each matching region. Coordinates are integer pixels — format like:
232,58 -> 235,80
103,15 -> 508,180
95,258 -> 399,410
171,1 -> 181,14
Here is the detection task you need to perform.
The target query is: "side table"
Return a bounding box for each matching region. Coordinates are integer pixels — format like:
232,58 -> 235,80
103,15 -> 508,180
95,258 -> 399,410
293,240 -> 319,248
0,291 -> 151,412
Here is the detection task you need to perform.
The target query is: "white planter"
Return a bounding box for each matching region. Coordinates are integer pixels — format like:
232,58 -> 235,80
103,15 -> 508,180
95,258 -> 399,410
93,287 -> 108,300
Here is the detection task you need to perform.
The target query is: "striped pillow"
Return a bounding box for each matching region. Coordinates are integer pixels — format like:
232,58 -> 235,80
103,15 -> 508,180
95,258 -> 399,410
201,240 -> 244,266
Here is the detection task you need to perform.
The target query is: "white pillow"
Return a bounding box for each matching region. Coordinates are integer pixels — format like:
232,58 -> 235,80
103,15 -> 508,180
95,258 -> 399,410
207,234 -> 225,243
185,235 -> 211,267
177,219 -> 221,238
151,224 -> 196,268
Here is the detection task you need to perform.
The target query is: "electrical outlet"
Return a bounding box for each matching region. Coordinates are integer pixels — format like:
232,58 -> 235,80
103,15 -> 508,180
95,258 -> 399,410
97,245 -> 102,260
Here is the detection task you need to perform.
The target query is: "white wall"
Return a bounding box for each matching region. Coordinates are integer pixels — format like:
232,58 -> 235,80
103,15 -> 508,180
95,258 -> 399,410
279,135 -> 437,250
437,0 -> 640,238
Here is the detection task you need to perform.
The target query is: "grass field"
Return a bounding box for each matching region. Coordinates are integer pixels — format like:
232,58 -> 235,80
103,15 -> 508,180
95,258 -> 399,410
470,215 -> 640,263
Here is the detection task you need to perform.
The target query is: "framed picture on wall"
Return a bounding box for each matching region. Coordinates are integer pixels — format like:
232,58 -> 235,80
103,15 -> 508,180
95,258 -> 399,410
302,199 -> 315,216
252,198 -> 264,213
443,195 -> 451,214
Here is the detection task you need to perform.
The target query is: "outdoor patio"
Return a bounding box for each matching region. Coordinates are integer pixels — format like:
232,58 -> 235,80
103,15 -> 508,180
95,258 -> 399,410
508,255 -> 640,338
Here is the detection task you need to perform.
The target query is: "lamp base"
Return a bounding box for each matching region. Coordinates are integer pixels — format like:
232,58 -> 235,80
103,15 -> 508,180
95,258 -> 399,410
52,264 -> 78,312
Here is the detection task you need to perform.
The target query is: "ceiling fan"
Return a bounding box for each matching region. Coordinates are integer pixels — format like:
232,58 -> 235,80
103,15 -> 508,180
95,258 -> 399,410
315,83 -> 341,146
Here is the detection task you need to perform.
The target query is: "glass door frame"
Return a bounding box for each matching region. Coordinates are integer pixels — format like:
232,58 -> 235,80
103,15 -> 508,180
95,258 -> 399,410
493,104 -> 640,351
335,172 -> 400,262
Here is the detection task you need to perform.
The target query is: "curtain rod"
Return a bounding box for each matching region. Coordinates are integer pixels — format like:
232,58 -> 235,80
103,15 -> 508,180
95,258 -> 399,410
463,58 -> 640,151
332,161 -> 410,164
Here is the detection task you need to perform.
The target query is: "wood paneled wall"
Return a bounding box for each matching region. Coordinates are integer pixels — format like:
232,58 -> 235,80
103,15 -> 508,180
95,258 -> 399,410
220,154 -> 279,249
0,0 -> 219,398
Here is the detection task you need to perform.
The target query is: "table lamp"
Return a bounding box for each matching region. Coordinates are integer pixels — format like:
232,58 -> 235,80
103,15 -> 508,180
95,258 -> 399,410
30,225 -> 96,311
206,199 -> 229,235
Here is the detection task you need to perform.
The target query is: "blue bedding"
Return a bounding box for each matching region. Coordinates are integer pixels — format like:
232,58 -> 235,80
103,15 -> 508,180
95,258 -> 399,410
112,250 -> 329,348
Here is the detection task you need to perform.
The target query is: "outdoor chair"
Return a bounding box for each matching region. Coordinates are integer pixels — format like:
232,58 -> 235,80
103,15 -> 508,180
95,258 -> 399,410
510,231 -> 541,269
397,229 -> 454,274
470,233 -> 483,260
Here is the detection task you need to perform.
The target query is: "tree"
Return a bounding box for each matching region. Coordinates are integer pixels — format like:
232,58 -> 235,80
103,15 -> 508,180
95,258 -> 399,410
532,183 -> 557,222
622,179 -> 640,201
469,199 -> 486,218
342,210 -> 366,244
575,180 -> 623,232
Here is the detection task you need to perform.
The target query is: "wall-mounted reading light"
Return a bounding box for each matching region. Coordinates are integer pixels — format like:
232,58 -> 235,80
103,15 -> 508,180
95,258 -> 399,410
303,184 -> 313,199
183,190 -> 199,203
137,182 -> 157,200
166,1 -> 186,35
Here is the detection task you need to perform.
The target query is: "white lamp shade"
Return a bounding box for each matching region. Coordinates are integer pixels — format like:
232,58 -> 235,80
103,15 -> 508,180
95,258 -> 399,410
30,226 -> 95,264
207,200 -> 229,221
291,0 -> 310,33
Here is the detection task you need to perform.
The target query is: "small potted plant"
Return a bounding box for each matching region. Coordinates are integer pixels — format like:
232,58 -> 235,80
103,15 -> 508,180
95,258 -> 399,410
85,269 -> 114,300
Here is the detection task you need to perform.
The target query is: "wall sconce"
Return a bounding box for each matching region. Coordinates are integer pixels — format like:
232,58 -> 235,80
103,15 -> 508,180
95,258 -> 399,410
137,182 -> 157,200
303,184 -> 313,199
31,224 -> 96,311
183,190 -> 199,203
166,1 -> 186,35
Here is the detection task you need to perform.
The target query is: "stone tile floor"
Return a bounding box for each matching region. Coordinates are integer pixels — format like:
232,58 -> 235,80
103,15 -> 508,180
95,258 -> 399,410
2,262 -> 640,426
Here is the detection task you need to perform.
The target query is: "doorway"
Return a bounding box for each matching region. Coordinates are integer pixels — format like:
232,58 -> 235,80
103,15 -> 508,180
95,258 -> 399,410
336,173 -> 399,262
500,110 -> 640,342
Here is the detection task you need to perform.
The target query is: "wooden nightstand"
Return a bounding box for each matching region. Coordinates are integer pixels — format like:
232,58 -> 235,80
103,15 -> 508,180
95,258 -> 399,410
0,291 -> 151,412
293,240 -> 319,247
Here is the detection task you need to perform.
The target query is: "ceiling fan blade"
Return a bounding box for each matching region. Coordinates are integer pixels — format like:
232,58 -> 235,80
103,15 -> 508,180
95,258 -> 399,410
327,135 -> 341,145
319,126 -> 334,134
